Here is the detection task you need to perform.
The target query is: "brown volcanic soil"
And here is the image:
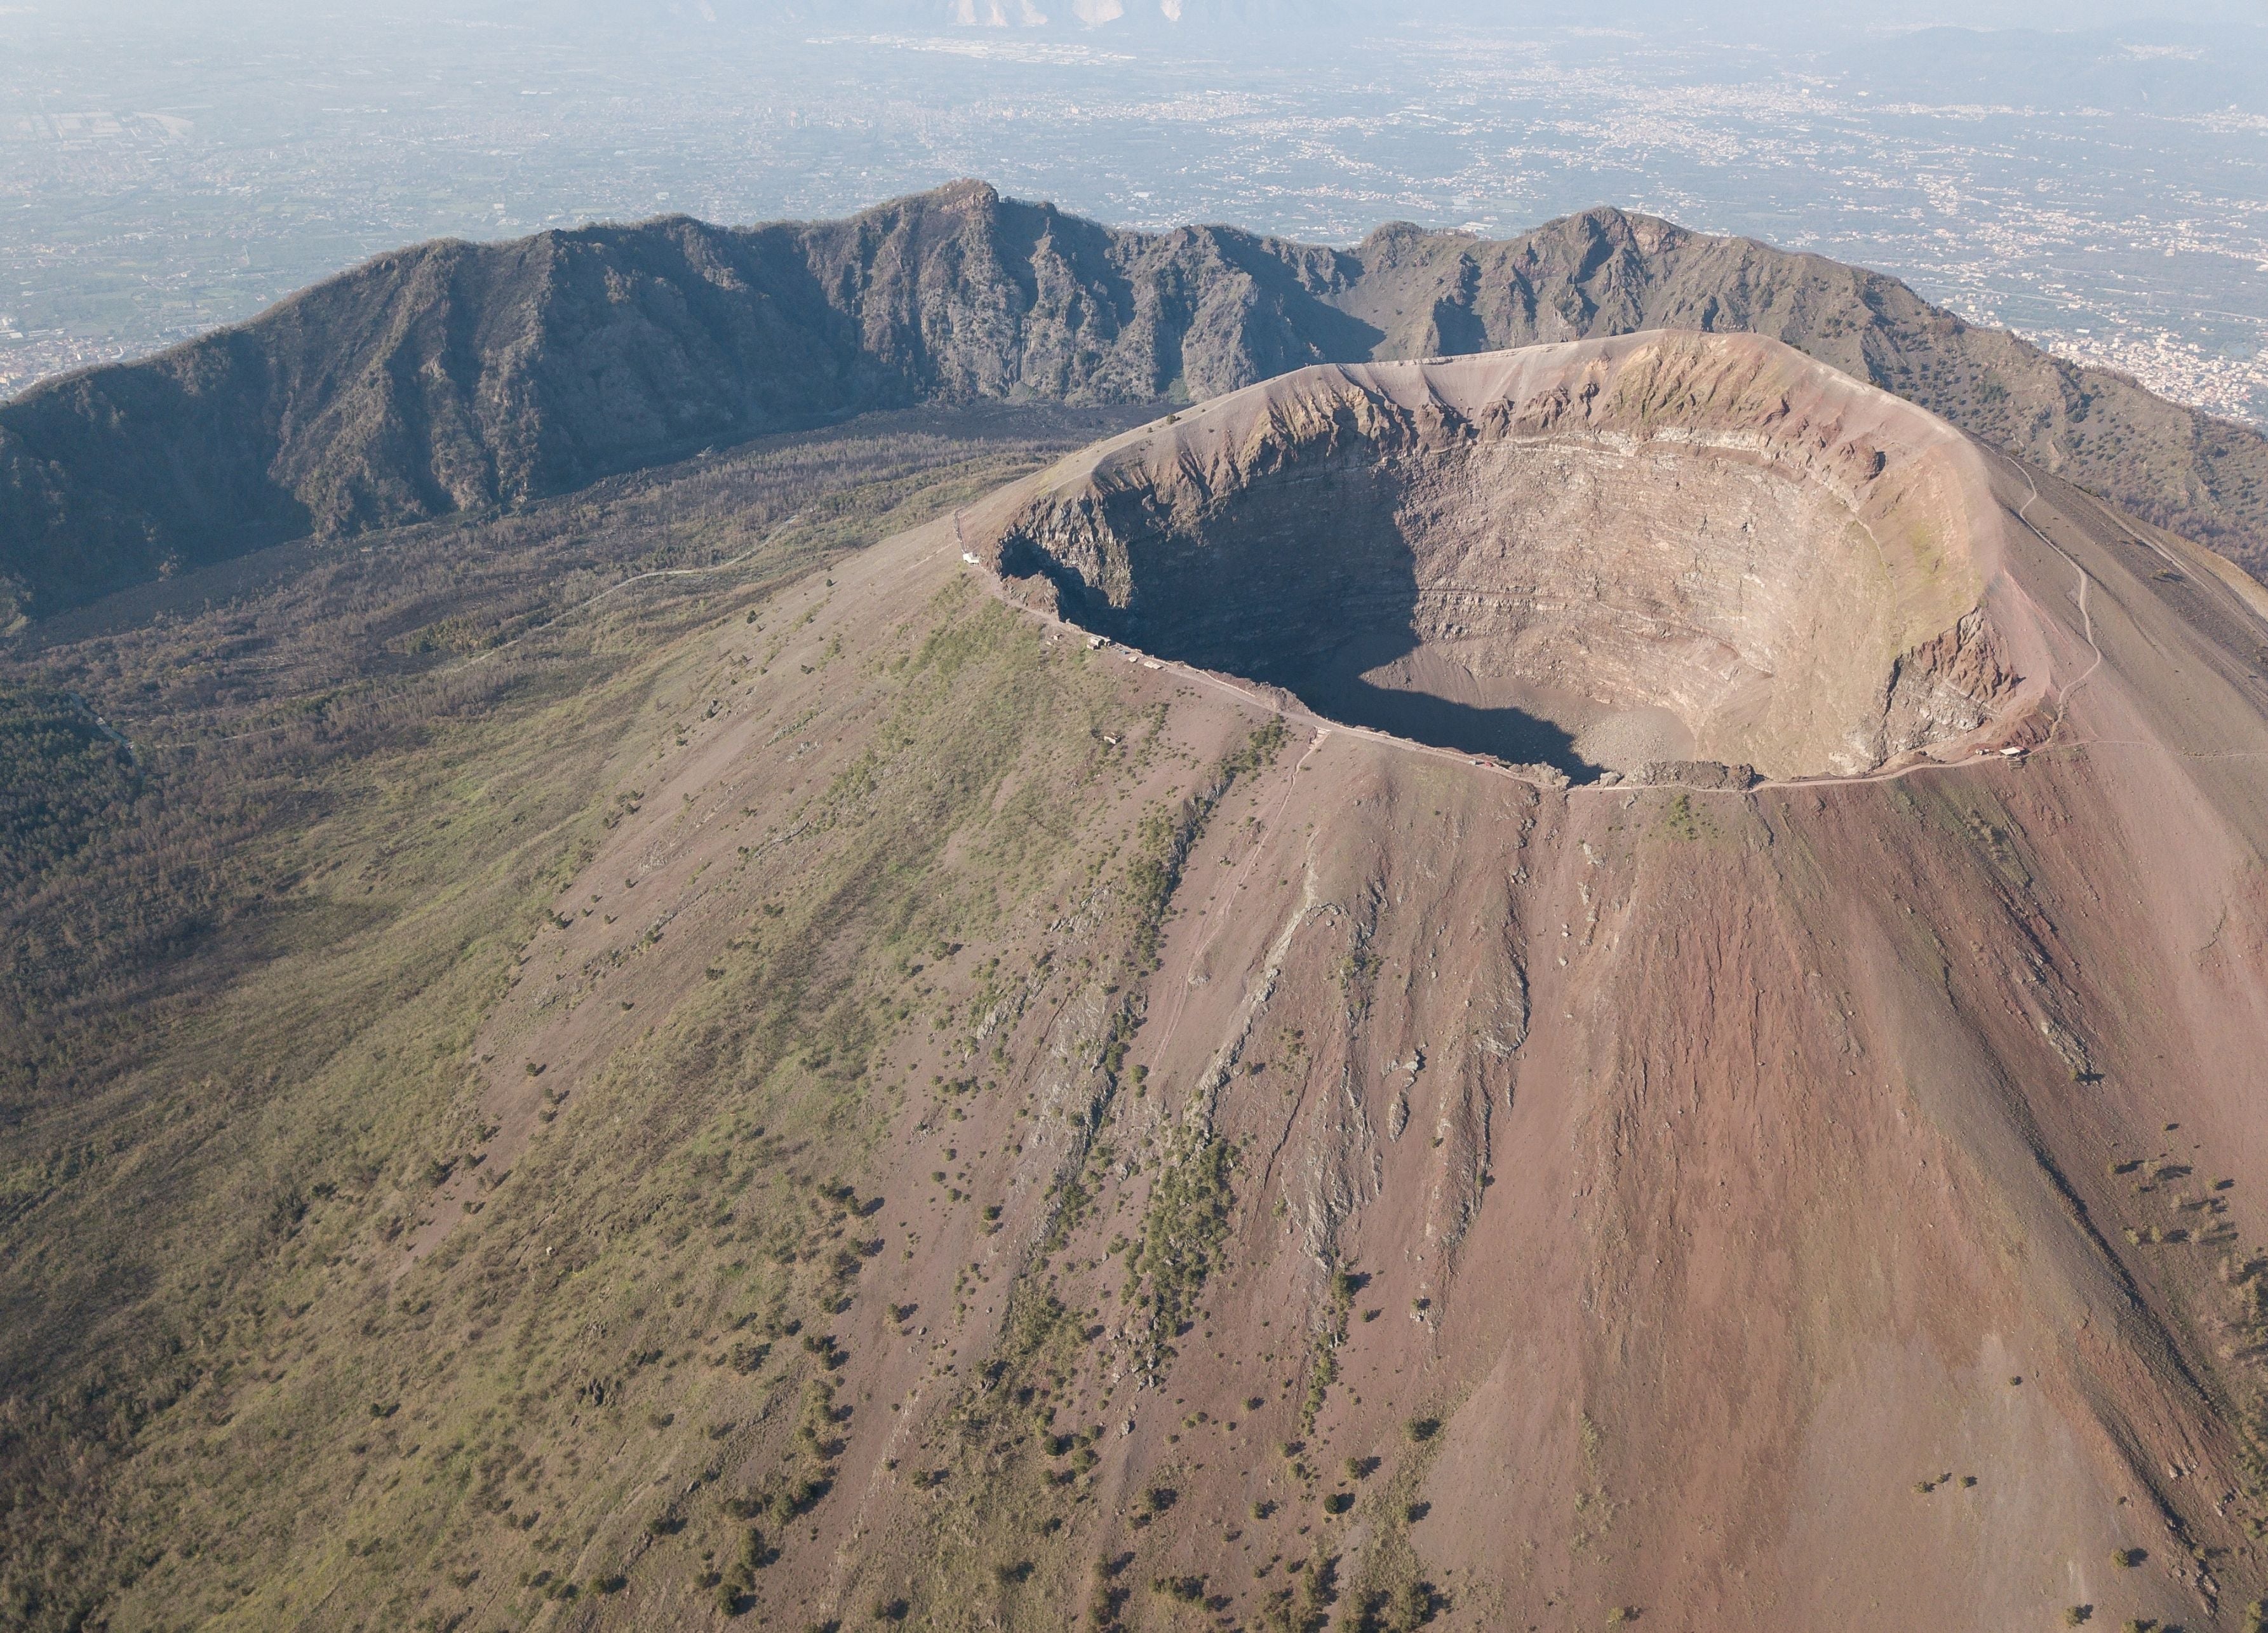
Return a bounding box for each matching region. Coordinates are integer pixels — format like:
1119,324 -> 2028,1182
378,335 -> 2268,1630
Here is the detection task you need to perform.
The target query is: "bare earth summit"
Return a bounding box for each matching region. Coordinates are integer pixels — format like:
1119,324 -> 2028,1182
401,333 -> 2268,1630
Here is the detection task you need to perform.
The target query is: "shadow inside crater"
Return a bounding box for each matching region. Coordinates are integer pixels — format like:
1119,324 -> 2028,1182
1280,664 -> 1595,779
1254,617 -> 1600,781
1003,544 -> 1605,782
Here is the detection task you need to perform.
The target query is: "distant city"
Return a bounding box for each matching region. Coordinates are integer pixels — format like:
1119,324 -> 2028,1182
3,6 -> 2263,426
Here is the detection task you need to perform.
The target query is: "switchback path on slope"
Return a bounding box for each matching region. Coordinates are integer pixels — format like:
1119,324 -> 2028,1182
1999,454 -> 2105,751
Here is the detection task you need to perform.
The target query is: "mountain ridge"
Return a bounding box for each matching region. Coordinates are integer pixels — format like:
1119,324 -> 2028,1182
3,178 -> 2263,624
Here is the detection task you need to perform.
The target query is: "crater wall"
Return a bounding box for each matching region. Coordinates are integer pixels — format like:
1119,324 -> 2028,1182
977,332 -> 2030,780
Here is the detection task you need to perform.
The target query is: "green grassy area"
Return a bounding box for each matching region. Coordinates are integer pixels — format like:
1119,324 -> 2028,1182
0,410 -> 1209,1632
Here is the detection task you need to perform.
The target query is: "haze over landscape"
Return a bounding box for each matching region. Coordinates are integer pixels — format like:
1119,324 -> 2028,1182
4,1 -> 2266,422
12,6 -> 2268,1633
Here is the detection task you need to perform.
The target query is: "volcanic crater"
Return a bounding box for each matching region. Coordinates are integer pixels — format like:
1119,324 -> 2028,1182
979,331 -> 2036,783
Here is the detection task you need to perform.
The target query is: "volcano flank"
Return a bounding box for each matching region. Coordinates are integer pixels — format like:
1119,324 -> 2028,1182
13,292 -> 2268,1632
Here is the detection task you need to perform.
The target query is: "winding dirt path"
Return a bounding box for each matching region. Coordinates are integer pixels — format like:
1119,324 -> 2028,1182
1999,455 -> 2105,743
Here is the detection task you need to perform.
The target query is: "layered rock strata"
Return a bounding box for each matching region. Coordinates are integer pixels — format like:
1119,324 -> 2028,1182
978,331 -> 2035,781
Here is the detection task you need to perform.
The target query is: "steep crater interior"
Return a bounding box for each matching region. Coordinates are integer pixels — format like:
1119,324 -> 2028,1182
985,337 -> 2024,784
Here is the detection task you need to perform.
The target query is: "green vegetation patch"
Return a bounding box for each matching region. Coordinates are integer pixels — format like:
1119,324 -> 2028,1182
1125,1126 -> 1233,1368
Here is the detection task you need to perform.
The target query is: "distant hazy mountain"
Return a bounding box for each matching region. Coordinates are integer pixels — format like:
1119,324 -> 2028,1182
352,1 -> 2266,37
1835,23 -> 2268,113
939,0 -> 1337,22
607,0 -> 2268,31
4,179 -> 2263,622
598,0 -> 1360,25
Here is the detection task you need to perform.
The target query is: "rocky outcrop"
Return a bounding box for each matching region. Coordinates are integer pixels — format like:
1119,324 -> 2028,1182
1624,759 -> 1759,790
1880,607 -> 2023,764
